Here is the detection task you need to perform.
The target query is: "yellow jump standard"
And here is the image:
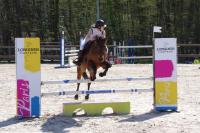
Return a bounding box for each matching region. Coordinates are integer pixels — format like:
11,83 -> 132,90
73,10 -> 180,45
63,101 -> 130,116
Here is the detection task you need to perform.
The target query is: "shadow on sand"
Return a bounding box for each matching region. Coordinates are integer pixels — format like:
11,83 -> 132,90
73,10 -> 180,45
119,110 -> 177,122
0,116 -> 26,128
0,114 -> 82,133
0,111 -> 178,132
41,113 -> 87,133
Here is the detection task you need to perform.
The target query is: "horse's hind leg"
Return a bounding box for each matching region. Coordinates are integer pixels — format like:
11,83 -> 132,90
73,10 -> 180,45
82,72 -> 89,80
88,61 -> 97,81
82,72 -> 91,100
75,66 -> 83,100
99,61 -> 112,77
85,82 -> 91,100
85,61 -> 97,100
74,83 -> 80,100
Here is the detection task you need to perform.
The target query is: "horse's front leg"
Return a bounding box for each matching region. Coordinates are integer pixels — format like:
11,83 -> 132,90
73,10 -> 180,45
99,61 -> 112,77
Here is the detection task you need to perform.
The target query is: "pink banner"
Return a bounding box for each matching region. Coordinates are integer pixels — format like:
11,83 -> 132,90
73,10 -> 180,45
17,79 -> 30,117
155,60 -> 173,78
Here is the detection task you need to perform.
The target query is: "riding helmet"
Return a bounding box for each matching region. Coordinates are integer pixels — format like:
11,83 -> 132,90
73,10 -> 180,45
95,19 -> 106,27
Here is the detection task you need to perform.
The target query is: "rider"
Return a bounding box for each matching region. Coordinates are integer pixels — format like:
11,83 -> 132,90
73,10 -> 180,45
73,19 -> 106,66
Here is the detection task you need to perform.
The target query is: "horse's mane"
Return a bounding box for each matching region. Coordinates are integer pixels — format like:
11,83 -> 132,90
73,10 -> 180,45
95,37 -> 106,45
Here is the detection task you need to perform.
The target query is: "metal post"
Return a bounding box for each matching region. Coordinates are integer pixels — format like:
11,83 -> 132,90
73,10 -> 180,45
113,41 -> 116,57
61,31 -> 65,67
96,0 -> 100,20
55,31 -> 67,68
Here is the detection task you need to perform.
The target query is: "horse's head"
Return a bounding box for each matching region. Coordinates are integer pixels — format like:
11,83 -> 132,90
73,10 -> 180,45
93,37 -> 107,62
84,37 -> 108,63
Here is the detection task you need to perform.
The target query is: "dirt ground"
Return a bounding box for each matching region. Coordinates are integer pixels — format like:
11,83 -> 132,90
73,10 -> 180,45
0,64 -> 200,133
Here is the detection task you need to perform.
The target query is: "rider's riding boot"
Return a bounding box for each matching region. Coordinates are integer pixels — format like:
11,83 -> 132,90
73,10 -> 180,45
73,50 -> 84,66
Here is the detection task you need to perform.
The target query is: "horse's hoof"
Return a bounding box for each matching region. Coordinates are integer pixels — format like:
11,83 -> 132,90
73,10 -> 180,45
99,73 -> 105,77
74,94 -> 79,100
85,95 -> 89,100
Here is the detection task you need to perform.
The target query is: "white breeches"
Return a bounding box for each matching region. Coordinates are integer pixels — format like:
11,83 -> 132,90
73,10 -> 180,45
80,38 -> 86,50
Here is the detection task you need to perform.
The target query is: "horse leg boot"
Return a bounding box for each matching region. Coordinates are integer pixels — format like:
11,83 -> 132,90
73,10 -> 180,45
73,50 -> 84,66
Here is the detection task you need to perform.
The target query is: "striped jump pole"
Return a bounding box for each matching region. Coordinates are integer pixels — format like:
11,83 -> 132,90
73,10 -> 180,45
65,49 -> 79,53
41,88 -> 153,97
63,49 -> 79,67
16,38 -> 178,118
65,50 -> 79,57
64,53 -> 78,56
41,77 -> 153,85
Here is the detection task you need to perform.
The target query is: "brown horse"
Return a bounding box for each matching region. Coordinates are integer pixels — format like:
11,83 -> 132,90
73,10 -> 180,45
75,38 -> 112,100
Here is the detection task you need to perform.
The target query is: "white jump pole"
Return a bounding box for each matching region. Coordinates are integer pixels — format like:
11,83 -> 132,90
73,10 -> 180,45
41,77 -> 153,85
16,38 -> 178,118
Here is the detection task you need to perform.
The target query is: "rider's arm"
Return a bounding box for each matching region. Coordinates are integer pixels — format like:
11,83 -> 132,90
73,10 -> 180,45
84,29 -> 93,44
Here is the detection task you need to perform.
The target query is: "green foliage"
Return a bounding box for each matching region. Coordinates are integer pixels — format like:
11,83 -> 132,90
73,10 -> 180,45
0,0 -> 200,45
193,59 -> 200,64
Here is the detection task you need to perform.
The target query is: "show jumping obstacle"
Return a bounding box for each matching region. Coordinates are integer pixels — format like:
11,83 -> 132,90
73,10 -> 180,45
16,38 -> 178,117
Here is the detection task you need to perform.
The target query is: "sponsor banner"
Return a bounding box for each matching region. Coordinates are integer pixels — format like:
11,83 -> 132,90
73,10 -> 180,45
16,38 -> 41,117
154,38 -> 177,81
155,60 -> 173,78
17,79 -> 30,117
154,38 -> 177,111
155,81 -> 177,105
